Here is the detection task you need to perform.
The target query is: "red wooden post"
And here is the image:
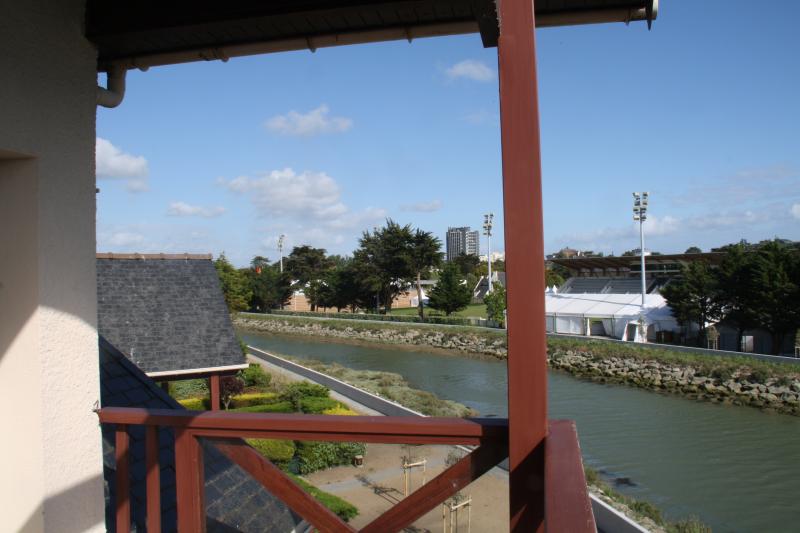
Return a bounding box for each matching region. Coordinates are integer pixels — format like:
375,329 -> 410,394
115,424 -> 131,533
209,374 -> 220,411
497,0 -> 548,530
145,425 -> 162,533
546,421 -> 595,532
175,429 -> 206,533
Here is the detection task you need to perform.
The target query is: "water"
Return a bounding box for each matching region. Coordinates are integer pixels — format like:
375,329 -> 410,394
240,331 -> 800,532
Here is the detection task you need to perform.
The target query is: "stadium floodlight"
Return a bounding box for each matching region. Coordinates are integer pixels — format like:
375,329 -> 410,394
632,192 -> 649,306
277,234 -> 285,273
483,213 -> 494,294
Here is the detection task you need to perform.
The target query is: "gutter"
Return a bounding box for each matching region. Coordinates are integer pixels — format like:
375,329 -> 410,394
96,65 -> 127,108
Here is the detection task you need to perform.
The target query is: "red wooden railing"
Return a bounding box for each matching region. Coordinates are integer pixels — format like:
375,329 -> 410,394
97,408 -> 594,533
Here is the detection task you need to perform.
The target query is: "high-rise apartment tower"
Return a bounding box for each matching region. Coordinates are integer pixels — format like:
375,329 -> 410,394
446,226 -> 479,261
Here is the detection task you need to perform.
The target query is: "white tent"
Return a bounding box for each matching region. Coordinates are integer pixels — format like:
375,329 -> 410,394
545,292 -> 679,342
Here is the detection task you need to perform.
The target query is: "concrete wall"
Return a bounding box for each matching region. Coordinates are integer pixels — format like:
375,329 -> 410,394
0,2 -> 104,531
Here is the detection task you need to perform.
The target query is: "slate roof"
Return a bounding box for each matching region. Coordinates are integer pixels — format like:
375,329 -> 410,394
100,337 -> 301,532
97,254 -> 245,374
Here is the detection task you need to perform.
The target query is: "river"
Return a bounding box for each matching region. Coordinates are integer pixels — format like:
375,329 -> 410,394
239,331 -> 800,532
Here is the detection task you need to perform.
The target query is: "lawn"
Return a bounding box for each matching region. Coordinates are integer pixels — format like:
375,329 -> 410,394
390,302 -> 487,319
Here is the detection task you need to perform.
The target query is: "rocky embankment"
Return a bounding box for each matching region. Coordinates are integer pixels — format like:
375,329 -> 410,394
236,314 -> 800,416
235,314 -> 508,357
549,349 -> 800,416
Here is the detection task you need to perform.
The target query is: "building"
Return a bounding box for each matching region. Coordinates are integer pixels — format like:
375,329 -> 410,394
446,226 -> 480,261
96,253 -> 249,408
0,1 -> 656,531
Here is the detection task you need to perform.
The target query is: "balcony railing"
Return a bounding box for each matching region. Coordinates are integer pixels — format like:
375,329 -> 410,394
97,408 -> 594,532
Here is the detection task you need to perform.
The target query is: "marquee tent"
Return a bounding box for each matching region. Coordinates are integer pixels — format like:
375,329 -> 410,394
544,292 -> 679,342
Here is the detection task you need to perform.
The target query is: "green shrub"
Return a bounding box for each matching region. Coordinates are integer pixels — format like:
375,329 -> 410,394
229,392 -> 278,408
178,397 -> 209,410
231,401 -> 294,413
170,378 -> 208,400
280,382 -> 330,411
246,439 -> 296,465
241,363 -> 271,388
710,367 -> 732,381
296,441 -> 366,474
748,369 -> 768,383
288,474 -> 358,522
300,396 -> 339,414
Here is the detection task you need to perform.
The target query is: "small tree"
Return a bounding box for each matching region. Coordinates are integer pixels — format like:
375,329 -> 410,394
660,261 -> 721,346
408,229 -> 443,319
484,282 -> 507,327
220,376 -> 245,410
214,253 -> 252,312
427,263 -> 471,316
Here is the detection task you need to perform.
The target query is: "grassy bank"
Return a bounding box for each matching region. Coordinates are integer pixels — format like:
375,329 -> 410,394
389,303 -> 488,318
277,355 -> 476,417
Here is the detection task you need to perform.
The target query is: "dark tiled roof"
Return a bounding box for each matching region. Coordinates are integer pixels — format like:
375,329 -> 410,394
97,255 -> 244,374
100,338 -> 301,532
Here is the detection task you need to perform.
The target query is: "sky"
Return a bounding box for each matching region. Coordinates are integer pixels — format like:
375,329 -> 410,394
97,0 -> 800,267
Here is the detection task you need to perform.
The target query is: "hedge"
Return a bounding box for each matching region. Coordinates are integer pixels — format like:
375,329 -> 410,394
296,441 -> 366,474
246,439 -> 296,465
300,396 -> 340,414
230,401 -> 294,413
288,474 -> 359,522
229,392 -> 278,409
178,397 -> 208,410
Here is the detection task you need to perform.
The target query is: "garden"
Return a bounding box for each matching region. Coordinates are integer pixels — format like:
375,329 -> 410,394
170,363 -> 362,521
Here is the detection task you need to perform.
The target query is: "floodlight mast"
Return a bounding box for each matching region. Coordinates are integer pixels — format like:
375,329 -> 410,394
483,213 -> 494,294
278,234 -> 285,273
632,192 -> 649,306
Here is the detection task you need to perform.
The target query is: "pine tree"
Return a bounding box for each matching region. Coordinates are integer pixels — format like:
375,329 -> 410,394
428,263 -> 472,316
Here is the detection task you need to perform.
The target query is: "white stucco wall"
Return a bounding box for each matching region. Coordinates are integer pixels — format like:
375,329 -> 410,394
0,2 -> 105,531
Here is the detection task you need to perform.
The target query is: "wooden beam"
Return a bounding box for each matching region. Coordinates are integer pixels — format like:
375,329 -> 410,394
97,408 -> 508,444
360,442 -> 507,533
209,374 -> 220,411
115,425 -> 131,533
214,439 -> 356,533
175,429 -> 206,533
497,0 -> 548,530
145,426 -> 162,533
546,421 -> 595,532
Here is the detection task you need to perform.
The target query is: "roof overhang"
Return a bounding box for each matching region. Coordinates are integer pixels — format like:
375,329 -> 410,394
146,363 -> 250,381
86,0 -> 658,71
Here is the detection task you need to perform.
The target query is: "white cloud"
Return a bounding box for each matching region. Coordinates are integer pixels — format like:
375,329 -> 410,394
791,204 -> 800,219
96,137 -> 148,178
401,200 -> 442,212
223,168 -> 347,219
222,168 -> 388,253
167,201 -> 226,218
446,60 -> 495,82
265,104 -> 353,137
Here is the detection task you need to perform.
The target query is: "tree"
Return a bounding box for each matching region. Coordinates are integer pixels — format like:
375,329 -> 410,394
246,260 -> 292,312
220,375 -> 245,410
354,220 -> 415,313
715,244 -> 760,351
285,245 -> 333,311
451,253 -> 480,277
317,261 -> 365,312
427,262 -> 472,316
407,229 -> 443,318
685,246 -> 702,254
660,261 -> 721,346
749,240 -> 800,354
214,253 -> 252,312
545,269 -> 564,287
484,282 -> 507,327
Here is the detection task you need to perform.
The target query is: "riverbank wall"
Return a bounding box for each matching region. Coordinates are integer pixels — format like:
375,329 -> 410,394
235,313 -> 800,415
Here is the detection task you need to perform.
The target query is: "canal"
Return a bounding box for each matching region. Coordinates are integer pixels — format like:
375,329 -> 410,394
239,331 -> 800,532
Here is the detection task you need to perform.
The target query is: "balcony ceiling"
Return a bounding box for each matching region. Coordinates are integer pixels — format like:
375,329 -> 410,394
86,0 -> 657,69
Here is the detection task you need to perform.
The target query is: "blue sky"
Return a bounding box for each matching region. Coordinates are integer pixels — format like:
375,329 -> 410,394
97,0 -> 799,267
